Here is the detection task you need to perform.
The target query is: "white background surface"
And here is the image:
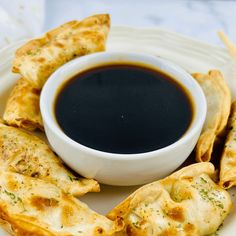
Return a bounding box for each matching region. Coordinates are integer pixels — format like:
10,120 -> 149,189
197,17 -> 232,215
0,0 -> 235,48
0,1 -> 236,235
44,0 -> 236,45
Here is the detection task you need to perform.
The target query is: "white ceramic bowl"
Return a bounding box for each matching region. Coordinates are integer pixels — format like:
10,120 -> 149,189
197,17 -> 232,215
40,52 -> 206,186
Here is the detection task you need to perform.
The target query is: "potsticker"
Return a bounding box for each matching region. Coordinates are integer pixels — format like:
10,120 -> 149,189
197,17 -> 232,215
3,78 -> 43,131
108,163 -> 232,236
0,123 -> 100,197
192,70 -> 231,162
12,14 -> 110,88
219,101 -> 236,189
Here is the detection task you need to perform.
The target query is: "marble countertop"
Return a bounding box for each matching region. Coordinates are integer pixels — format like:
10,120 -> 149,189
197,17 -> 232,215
0,0 -> 235,48
44,0 -> 236,46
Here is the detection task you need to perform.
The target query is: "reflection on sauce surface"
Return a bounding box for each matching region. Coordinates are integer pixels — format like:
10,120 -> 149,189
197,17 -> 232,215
55,64 -> 193,154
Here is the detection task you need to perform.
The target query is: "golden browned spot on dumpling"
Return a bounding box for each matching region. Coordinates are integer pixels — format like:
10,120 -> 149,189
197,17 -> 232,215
31,196 -> 59,211
6,178 -> 19,192
167,207 -> 184,222
159,228 -> 178,236
95,227 -> 104,234
184,222 -> 196,235
61,205 -> 77,227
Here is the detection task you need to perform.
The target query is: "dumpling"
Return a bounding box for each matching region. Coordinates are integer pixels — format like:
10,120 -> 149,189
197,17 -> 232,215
3,77 -> 43,131
192,70 -> 231,162
0,171 -> 121,236
0,123 -> 99,197
12,14 -> 110,88
219,101 -> 236,188
108,163 -> 232,236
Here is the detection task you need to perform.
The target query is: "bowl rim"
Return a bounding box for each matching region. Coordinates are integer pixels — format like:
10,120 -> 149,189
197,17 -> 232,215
40,51 -> 207,161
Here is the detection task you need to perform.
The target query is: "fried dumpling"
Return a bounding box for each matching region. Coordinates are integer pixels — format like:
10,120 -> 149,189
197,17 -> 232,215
0,123 -> 99,196
12,14 -> 110,88
3,77 -> 43,131
192,70 -> 231,162
219,101 -> 236,189
108,163 -> 232,236
0,171 -> 121,236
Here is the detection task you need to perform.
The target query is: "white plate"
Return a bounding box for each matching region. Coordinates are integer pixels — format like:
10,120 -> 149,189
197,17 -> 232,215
0,26 -> 236,236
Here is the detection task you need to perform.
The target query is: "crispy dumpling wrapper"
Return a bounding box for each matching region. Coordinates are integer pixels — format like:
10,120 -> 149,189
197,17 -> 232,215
108,163 -> 232,236
192,70 -> 231,162
12,14 -> 110,88
0,171 -> 121,236
220,101 -> 236,189
3,77 -> 43,131
0,123 -> 100,197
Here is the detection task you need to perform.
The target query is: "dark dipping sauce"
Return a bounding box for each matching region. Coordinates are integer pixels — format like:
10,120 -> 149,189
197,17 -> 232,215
55,64 -> 194,154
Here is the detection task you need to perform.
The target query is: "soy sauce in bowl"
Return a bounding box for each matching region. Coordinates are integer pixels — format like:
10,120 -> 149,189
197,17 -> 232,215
55,64 -> 194,154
